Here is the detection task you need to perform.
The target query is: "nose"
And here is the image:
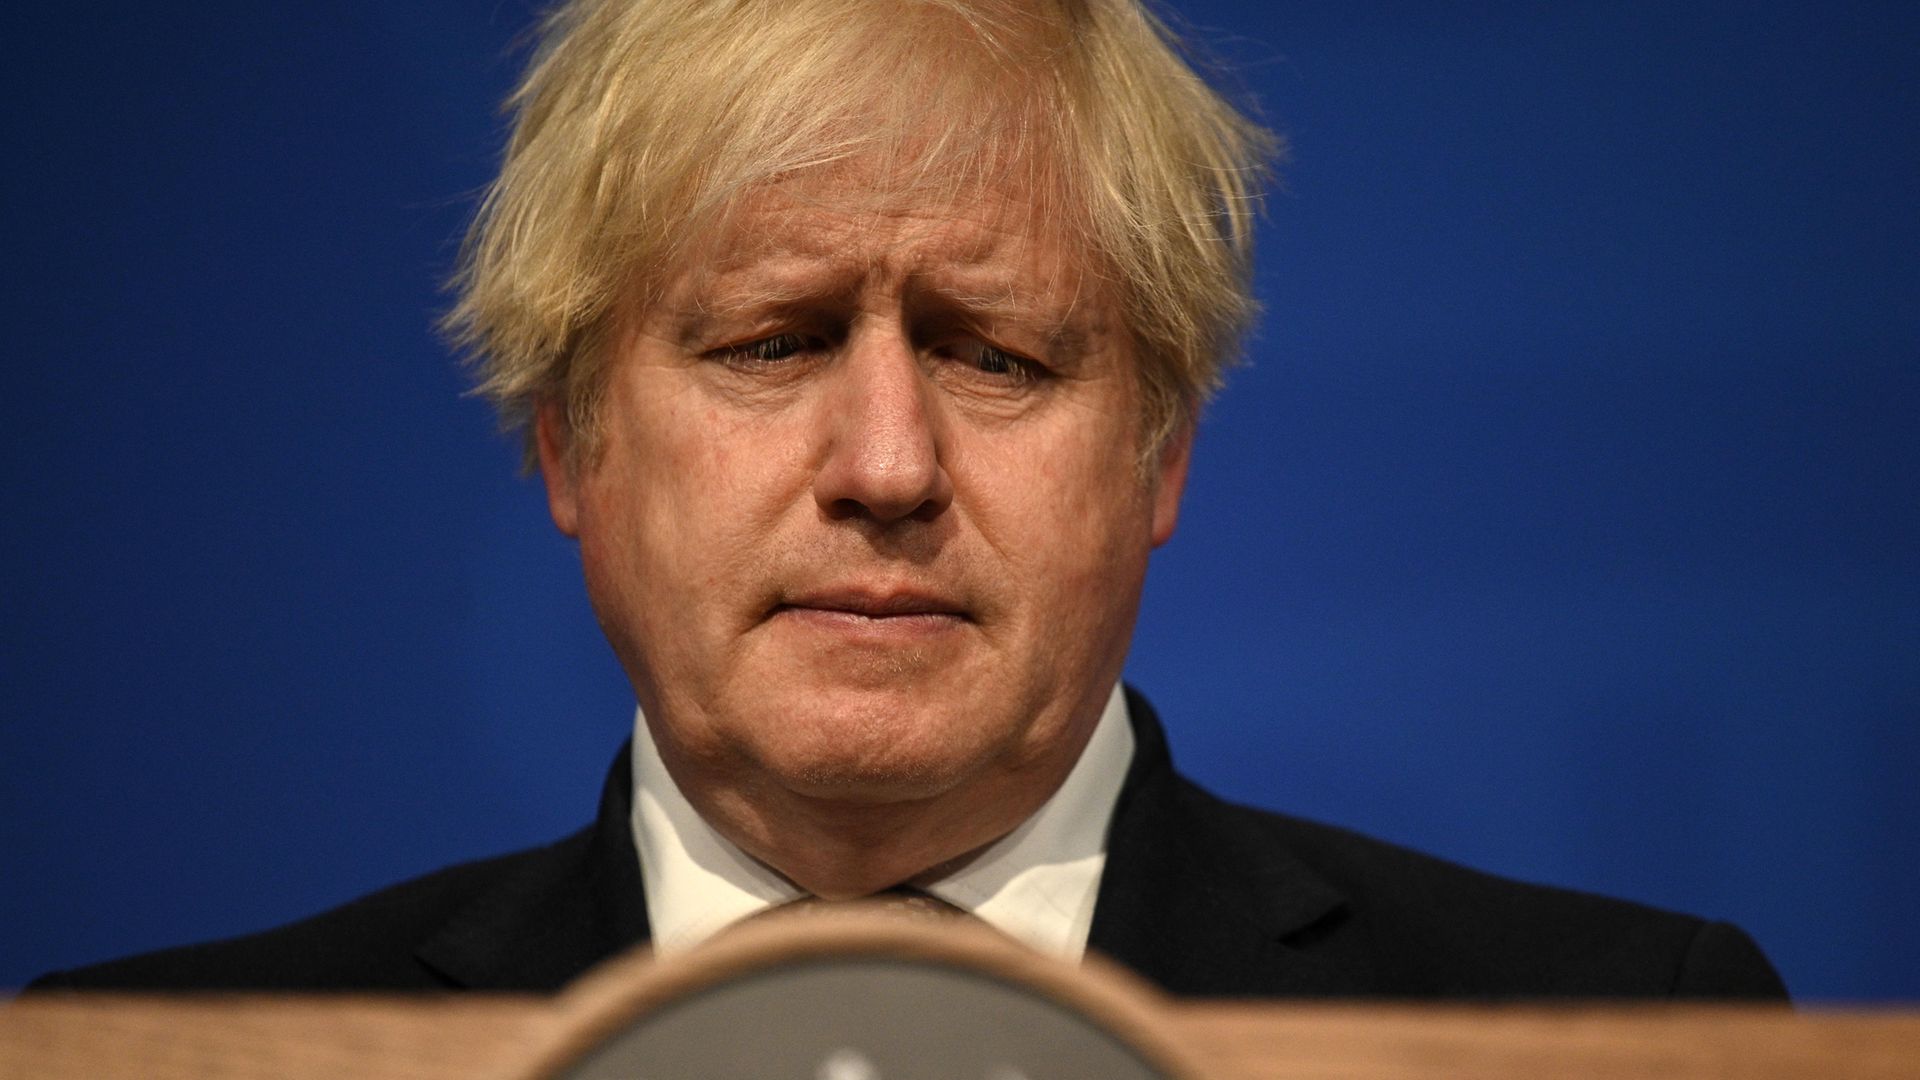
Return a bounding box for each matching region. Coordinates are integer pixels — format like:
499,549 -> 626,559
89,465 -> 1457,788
812,330 -> 954,524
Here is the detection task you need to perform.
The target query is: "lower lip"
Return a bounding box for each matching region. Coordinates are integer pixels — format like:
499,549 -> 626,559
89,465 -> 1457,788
773,606 -> 967,640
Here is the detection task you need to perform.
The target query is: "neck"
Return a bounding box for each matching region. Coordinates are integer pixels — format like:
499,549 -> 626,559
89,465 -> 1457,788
681,752 -> 1079,899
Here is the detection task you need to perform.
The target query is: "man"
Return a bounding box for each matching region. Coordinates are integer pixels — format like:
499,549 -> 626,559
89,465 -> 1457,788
34,0 -> 1784,998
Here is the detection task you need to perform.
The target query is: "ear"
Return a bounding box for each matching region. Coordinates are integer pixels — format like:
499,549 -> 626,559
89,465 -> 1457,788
1149,414 -> 1194,548
534,399 -> 582,538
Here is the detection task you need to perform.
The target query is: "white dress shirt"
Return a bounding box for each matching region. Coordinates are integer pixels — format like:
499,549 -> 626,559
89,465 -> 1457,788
629,683 -> 1137,959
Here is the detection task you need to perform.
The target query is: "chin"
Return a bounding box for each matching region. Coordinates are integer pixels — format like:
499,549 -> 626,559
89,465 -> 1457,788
742,693 -> 1005,804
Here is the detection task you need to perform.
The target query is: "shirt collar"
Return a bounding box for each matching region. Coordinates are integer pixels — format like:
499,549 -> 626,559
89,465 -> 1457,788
629,684 -> 1135,959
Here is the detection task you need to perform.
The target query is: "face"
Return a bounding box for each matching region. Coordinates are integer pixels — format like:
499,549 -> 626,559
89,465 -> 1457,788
539,167 -> 1189,850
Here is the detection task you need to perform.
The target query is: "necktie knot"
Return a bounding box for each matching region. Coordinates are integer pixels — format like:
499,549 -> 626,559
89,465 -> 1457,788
758,887 -> 969,924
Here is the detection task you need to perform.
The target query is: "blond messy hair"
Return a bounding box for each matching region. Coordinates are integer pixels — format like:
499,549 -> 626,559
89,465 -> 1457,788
445,0 -> 1278,468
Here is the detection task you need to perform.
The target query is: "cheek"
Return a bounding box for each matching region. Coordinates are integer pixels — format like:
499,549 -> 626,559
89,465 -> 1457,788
572,396 -> 702,603
589,393 -> 813,602
968,421 -> 1153,598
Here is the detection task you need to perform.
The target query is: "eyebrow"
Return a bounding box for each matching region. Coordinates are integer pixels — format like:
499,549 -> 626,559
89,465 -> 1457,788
663,251 -> 1106,357
662,259 -> 861,341
915,278 -> 1099,355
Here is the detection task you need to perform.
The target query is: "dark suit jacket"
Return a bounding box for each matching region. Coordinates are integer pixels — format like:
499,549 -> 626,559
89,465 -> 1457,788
31,690 -> 1787,998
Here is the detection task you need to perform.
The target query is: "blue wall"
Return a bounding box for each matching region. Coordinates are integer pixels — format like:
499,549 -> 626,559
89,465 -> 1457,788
3,1 -> 1914,999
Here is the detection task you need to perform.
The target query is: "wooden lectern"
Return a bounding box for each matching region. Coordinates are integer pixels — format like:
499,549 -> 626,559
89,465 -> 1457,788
5,915 -> 1915,1078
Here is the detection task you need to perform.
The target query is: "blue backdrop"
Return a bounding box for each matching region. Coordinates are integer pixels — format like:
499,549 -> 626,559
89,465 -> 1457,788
3,1 -> 1914,999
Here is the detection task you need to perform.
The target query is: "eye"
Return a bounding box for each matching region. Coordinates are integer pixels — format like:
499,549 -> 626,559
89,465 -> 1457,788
957,341 -> 1041,385
719,332 -> 814,363
975,346 -> 1016,375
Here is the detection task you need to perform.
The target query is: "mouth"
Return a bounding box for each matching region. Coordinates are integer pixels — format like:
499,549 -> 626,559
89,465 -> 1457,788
770,587 -> 971,634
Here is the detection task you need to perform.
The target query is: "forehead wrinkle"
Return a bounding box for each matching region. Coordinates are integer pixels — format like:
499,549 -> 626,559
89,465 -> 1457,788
669,177 -> 1106,337
739,170 -> 1035,261
683,225 -> 1019,319
706,265 -> 841,311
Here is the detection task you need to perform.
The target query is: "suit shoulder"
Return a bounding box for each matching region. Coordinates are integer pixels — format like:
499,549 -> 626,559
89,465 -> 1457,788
1178,781 -> 1786,999
30,830 -> 591,993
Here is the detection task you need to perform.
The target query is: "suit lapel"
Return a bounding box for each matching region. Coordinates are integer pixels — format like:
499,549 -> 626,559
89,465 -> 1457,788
1089,690 -> 1375,997
413,742 -> 651,990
